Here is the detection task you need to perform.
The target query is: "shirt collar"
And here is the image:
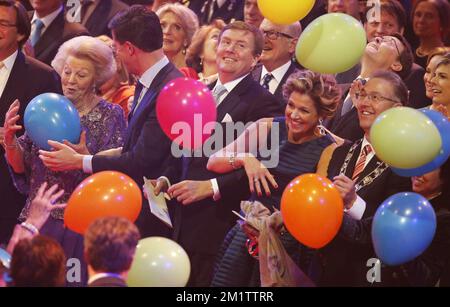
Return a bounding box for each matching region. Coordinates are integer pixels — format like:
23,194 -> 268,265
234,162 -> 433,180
217,73 -> 249,93
139,56 -> 170,89
2,50 -> 18,71
32,6 -> 63,28
361,136 -> 375,155
261,61 -> 292,84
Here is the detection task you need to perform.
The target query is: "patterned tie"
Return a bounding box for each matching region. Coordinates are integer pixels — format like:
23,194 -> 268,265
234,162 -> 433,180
212,83 -> 228,106
262,73 -> 273,90
352,144 -> 372,180
30,19 -> 44,47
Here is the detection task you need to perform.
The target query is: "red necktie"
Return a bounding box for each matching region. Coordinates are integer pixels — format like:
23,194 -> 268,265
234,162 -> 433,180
352,144 -> 372,180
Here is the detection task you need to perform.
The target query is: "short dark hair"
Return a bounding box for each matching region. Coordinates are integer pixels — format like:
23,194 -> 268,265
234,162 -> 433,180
412,0 -> 450,39
10,236 -> 66,287
108,5 -> 163,52
390,32 -> 413,80
370,70 -> 409,105
0,0 -> 31,48
364,0 -> 407,31
84,217 -> 140,274
218,20 -> 264,57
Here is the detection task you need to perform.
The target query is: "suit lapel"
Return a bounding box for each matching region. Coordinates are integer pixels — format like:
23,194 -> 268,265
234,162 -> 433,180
274,62 -> 296,99
216,74 -> 252,121
33,11 -> 64,58
251,64 -> 262,84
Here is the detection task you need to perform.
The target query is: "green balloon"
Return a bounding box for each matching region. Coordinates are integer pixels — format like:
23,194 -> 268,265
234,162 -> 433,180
370,107 -> 442,169
296,13 -> 366,74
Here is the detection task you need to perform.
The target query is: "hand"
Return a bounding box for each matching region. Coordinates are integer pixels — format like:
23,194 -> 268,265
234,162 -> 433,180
143,178 -> 168,199
167,180 -> 213,205
333,174 -> 357,209
241,155 -> 278,197
349,78 -> 366,103
39,140 -> 83,171
26,182 -> 67,230
3,99 -> 22,145
63,130 -> 90,155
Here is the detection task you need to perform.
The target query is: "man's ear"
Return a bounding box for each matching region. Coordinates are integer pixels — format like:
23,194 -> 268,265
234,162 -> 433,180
289,38 -> 298,54
125,41 -> 136,56
17,34 -> 25,45
391,61 -> 403,73
399,27 -> 405,35
251,54 -> 261,69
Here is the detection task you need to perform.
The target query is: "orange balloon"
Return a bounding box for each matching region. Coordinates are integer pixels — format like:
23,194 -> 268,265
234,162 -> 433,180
64,171 -> 142,234
281,174 -> 343,249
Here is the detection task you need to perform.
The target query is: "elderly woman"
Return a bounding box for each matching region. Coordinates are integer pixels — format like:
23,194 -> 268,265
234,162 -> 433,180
2,36 -> 126,286
207,70 -> 341,286
429,52 -> 450,117
411,0 -> 450,68
184,19 -> 226,85
97,35 -> 135,118
156,3 -> 199,69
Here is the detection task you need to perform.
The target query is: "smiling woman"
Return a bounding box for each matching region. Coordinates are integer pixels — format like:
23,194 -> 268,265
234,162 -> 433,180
430,52 -> 450,117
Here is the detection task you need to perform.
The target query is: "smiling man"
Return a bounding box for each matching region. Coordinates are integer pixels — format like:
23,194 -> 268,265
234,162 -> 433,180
252,18 -> 301,104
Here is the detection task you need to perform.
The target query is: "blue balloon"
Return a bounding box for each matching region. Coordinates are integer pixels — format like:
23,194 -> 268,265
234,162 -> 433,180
372,192 -> 436,266
24,93 -> 81,150
0,248 -> 11,269
392,109 -> 450,177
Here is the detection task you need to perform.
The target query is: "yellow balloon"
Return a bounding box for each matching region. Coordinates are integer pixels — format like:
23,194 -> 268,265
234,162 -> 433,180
370,107 -> 442,169
257,0 -> 315,24
296,13 -> 367,74
127,237 -> 191,287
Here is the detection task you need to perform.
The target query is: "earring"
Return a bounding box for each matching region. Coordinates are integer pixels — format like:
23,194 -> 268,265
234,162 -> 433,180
200,57 -> 204,67
314,119 -> 326,137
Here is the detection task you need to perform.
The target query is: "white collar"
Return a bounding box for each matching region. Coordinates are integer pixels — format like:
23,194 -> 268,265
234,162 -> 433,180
261,61 -> 292,84
216,73 -> 249,93
1,50 -> 18,71
139,56 -> 170,89
32,6 -> 63,28
361,136 -> 375,155
88,272 -> 124,285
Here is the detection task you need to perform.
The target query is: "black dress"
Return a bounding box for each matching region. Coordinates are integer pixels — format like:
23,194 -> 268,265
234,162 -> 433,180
211,117 -> 333,287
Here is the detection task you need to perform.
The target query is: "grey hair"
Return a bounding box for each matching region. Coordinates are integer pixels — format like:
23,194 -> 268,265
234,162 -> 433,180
156,3 -> 199,46
51,36 -> 116,87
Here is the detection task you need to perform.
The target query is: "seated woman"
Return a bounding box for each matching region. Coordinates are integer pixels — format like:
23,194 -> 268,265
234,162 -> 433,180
184,19 -> 226,85
207,70 -> 342,286
2,36 -> 126,286
423,47 -> 450,101
429,52 -> 450,118
156,3 -> 199,70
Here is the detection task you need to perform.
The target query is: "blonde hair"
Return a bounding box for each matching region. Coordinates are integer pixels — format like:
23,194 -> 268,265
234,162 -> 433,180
51,36 -> 116,87
283,70 -> 341,119
96,35 -> 132,85
156,3 -> 199,46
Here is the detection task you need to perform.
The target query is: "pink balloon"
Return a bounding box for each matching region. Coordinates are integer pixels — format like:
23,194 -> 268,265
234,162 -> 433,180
156,78 -> 217,150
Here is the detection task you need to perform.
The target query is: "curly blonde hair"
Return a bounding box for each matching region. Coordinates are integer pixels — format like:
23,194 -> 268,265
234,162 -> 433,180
283,70 -> 341,119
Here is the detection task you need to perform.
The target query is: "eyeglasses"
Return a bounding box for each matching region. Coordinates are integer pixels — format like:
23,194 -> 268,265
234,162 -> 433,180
381,36 -> 401,57
262,30 -> 294,40
0,20 -> 17,29
356,90 -> 401,104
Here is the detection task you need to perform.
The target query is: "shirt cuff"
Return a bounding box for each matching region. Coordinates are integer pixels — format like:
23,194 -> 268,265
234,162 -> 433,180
344,195 -> 366,220
211,178 -> 221,201
82,155 -> 93,174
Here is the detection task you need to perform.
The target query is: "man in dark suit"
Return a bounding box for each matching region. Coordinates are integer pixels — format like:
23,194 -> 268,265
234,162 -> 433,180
38,6 -> 182,238
85,217 -> 140,287
330,33 -> 414,142
252,18 -> 301,105
152,21 -> 283,286
79,0 -> 128,37
319,71 -> 412,286
189,0 -> 244,25
0,0 -> 61,245
27,0 -> 89,66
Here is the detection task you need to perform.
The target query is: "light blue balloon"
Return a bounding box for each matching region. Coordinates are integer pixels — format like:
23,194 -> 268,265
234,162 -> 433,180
24,93 -> 81,150
392,109 -> 450,177
0,248 -> 11,269
372,192 -> 436,266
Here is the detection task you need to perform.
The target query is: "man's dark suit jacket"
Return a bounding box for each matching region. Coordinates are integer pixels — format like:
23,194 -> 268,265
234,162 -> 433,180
88,276 -> 127,287
188,0 -> 244,25
167,74 -> 283,285
31,10 -> 89,66
82,0 -> 128,37
0,51 -> 61,244
91,62 -> 182,237
318,140 -> 412,286
251,62 -> 297,105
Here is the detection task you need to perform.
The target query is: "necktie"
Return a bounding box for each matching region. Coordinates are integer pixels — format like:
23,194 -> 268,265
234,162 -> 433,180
30,19 -> 44,47
212,83 -> 228,106
352,144 -> 372,180
129,81 -> 144,118
262,73 -> 273,90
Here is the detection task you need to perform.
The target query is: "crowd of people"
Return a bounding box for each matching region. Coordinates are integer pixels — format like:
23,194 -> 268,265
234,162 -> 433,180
0,0 -> 449,287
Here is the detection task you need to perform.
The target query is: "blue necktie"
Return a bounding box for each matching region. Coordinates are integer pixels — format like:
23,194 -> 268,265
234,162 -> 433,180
30,19 -> 44,47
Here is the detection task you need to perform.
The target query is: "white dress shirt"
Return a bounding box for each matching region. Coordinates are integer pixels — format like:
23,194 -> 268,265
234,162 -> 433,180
0,50 -> 18,99
260,61 -> 291,95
